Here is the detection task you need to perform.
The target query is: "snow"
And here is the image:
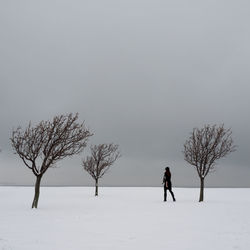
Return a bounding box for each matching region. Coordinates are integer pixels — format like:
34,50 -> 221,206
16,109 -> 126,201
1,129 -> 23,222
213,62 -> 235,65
0,187 -> 250,250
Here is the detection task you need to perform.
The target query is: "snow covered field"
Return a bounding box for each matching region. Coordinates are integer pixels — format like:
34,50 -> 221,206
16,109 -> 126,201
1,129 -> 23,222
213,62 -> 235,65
0,187 -> 249,250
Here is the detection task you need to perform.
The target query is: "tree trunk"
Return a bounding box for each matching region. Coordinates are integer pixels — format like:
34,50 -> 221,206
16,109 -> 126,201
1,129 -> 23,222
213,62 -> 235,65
95,179 -> 98,196
199,177 -> 205,202
32,175 -> 42,208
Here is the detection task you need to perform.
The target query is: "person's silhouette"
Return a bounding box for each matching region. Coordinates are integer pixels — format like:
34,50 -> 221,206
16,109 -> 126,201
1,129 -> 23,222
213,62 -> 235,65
162,167 -> 176,202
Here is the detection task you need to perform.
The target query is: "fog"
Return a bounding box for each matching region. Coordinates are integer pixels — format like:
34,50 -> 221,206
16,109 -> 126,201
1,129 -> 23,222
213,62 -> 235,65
0,0 -> 250,187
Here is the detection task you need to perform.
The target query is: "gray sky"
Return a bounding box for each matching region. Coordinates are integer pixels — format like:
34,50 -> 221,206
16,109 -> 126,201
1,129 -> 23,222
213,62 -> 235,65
0,0 -> 250,187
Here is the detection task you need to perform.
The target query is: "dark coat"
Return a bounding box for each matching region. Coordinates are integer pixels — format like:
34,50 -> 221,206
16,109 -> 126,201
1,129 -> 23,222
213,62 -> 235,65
163,171 -> 172,185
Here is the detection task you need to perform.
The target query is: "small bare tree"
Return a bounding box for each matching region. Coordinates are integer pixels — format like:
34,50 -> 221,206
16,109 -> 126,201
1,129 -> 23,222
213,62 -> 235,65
183,124 -> 236,202
10,113 -> 92,208
82,143 -> 121,196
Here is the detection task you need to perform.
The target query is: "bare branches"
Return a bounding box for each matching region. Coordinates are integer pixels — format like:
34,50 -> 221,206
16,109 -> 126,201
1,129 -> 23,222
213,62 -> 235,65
10,113 -> 92,208
82,143 -> 121,181
183,124 -> 236,202
183,124 -> 236,179
10,113 -> 93,176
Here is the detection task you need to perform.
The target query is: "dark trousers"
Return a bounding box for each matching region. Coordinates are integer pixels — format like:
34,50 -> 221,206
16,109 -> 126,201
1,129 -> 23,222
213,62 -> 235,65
164,183 -> 175,201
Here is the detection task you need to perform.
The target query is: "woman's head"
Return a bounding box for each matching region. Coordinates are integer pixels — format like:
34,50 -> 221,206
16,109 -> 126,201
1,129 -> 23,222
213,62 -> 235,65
165,167 -> 171,176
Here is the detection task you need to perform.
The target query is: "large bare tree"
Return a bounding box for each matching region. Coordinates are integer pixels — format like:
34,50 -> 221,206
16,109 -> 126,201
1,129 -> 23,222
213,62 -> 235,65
82,143 -> 121,196
10,113 -> 92,208
183,124 -> 236,202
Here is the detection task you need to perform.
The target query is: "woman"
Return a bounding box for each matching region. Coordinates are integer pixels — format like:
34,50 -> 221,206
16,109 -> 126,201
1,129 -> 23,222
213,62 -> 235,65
162,167 -> 176,202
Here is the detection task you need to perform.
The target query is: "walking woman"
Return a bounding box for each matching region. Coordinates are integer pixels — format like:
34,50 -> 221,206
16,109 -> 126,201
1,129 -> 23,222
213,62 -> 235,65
162,167 -> 176,202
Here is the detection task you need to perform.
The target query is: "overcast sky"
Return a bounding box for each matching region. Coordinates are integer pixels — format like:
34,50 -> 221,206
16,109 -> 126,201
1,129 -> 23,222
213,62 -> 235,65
0,0 -> 250,187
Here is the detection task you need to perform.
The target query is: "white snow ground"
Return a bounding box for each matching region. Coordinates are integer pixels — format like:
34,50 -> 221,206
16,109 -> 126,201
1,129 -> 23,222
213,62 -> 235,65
0,187 -> 249,250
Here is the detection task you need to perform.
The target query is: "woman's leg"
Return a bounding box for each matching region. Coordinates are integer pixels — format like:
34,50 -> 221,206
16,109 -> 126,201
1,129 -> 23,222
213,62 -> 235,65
164,185 -> 167,201
168,184 -> 176,201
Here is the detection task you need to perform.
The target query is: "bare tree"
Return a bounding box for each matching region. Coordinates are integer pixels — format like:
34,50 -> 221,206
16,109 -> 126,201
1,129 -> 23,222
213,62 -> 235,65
10,113 -> 92,208
82,143 -> 121,196
183,124 -> 236,202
